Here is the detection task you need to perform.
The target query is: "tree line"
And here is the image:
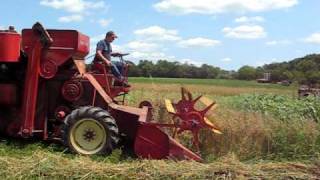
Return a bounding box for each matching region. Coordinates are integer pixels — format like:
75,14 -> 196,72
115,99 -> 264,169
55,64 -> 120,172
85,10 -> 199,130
128,60 -> 235,79
127,54 -> 320,84
237,54 -> 320,84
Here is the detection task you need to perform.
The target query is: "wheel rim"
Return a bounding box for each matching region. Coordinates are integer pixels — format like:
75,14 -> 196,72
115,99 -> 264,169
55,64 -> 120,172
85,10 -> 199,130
70,118 -> 107,154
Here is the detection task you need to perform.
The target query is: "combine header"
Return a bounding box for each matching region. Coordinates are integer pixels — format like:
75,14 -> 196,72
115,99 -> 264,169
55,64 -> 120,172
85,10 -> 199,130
0,22 -> 221,161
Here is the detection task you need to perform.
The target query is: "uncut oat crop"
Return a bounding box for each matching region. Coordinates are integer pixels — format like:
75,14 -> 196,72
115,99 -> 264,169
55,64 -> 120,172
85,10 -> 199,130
128,79 -> 320,161
227,94 -> 320,122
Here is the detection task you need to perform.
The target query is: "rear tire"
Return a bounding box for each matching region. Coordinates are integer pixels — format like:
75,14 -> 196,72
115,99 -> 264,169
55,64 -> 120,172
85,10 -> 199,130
62,106 -> 119,155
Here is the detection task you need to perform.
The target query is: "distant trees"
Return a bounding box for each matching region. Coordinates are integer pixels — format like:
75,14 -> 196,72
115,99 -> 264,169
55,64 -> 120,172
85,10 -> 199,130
128,60 -> 223,79
126,54 -> 320,84
260,54 -> 320,84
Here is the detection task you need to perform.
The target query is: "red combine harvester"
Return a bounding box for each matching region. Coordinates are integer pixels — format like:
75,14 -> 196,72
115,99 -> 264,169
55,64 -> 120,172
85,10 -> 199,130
0,22 -> 221,161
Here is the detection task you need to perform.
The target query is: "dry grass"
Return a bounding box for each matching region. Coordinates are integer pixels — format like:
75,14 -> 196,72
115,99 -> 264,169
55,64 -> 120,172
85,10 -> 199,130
199,109 -> 320,160
0,150 -> 319,179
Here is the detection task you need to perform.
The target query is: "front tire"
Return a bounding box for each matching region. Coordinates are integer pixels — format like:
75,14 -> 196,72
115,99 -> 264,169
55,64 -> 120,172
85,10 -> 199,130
62,106 -> 119,155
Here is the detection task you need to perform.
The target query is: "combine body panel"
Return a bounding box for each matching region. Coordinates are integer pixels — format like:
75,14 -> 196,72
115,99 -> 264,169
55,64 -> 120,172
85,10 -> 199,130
0,22 -> 219,162
22,29 -> 89,64
0,31 -> 21,62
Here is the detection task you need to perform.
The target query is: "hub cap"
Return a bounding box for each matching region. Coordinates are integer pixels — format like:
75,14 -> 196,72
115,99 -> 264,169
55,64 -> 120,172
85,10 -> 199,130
70,119 -> 107,154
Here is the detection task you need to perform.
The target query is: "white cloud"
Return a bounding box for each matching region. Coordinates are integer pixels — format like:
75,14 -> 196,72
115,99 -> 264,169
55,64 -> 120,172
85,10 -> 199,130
118,26 -> 181,62
134,26 -> 181,41
126,41 -> 159,52
222,25 -> 266,39
129,51 -> 202,67
180,58 -> 204,66
266,40 -> 291,46
0,26 -> 5,30
124,40 -> 169,61
129,26 -> 215,65
304,33 -> 320,44
123,40 -> 203,66
220,57 -> 232,62
40,0 -> 106,13
178,37 -> 221,48
98,19 -> 113,27
112,44 -> 126,53
58,14 -> 83,23
235,16 -> 264,23
130,51 -> 169,60
154,0 -> 298,15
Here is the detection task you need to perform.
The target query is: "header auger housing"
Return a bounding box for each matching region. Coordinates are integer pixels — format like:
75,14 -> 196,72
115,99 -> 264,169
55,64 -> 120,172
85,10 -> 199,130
0,22 -> 221,161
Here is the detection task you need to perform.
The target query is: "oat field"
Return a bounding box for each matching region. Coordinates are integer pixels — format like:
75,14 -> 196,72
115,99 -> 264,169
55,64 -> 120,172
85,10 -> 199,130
0,78 -> 319,179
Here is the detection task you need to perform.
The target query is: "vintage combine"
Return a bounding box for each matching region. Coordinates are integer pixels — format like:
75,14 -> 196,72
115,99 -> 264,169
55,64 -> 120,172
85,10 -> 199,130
0,22 -> 221,161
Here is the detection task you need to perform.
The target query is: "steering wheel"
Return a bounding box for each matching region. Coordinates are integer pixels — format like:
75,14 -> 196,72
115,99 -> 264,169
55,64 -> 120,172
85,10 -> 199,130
111,52 -> 129,57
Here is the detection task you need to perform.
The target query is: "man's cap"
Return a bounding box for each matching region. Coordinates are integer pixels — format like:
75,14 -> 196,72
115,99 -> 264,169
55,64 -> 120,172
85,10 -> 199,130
106,31 -> 118,38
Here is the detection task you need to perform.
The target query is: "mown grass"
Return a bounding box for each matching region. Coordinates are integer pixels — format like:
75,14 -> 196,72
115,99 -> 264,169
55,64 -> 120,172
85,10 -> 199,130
0,78 -> 319,179
0,142 -> 319,179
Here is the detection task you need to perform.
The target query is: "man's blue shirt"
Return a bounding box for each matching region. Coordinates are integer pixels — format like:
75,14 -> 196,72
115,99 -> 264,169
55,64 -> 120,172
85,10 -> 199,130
96,40 -> 112,60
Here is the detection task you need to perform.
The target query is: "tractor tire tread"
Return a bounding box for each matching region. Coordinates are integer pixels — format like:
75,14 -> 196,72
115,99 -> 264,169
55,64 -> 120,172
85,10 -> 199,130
62,106 -> 119,155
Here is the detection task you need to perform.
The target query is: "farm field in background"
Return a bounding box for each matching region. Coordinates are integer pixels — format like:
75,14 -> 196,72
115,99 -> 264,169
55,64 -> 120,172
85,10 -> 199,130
129,77 -> 298,89
129,77 -> 297,96
1,77 -> 319,179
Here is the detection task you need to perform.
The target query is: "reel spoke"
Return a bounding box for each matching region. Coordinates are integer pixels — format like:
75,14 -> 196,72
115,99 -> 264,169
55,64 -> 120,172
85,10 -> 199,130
164,87 -> 222,153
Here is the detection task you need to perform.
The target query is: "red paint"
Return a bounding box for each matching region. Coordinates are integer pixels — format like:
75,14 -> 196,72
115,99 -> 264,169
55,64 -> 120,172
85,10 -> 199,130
21,40 -> 42,136
134,123 -> 202,161
22,29 -> 90,68
0,31 -> 21,62
134,124 -> 170,159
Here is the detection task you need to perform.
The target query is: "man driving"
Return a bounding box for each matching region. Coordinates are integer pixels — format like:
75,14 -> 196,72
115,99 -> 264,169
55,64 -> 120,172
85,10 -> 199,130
94,31 -> 128,86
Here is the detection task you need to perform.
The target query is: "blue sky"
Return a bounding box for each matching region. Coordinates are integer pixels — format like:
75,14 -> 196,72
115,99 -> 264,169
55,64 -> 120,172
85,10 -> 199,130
1,0 -> 320,70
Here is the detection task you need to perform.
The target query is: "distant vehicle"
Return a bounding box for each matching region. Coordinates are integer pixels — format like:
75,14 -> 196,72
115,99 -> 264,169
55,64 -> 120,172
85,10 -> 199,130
277,80 -> 292,86
257,72 -> 271,83
298,84 -> 320,98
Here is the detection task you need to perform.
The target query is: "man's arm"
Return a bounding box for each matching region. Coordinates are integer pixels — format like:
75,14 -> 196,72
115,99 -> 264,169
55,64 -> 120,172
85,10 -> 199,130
96,49 -> 111,66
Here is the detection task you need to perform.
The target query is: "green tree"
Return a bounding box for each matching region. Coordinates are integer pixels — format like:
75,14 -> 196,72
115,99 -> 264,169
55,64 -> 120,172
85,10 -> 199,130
237,65 -> 257,80
137,60 -> 154,77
